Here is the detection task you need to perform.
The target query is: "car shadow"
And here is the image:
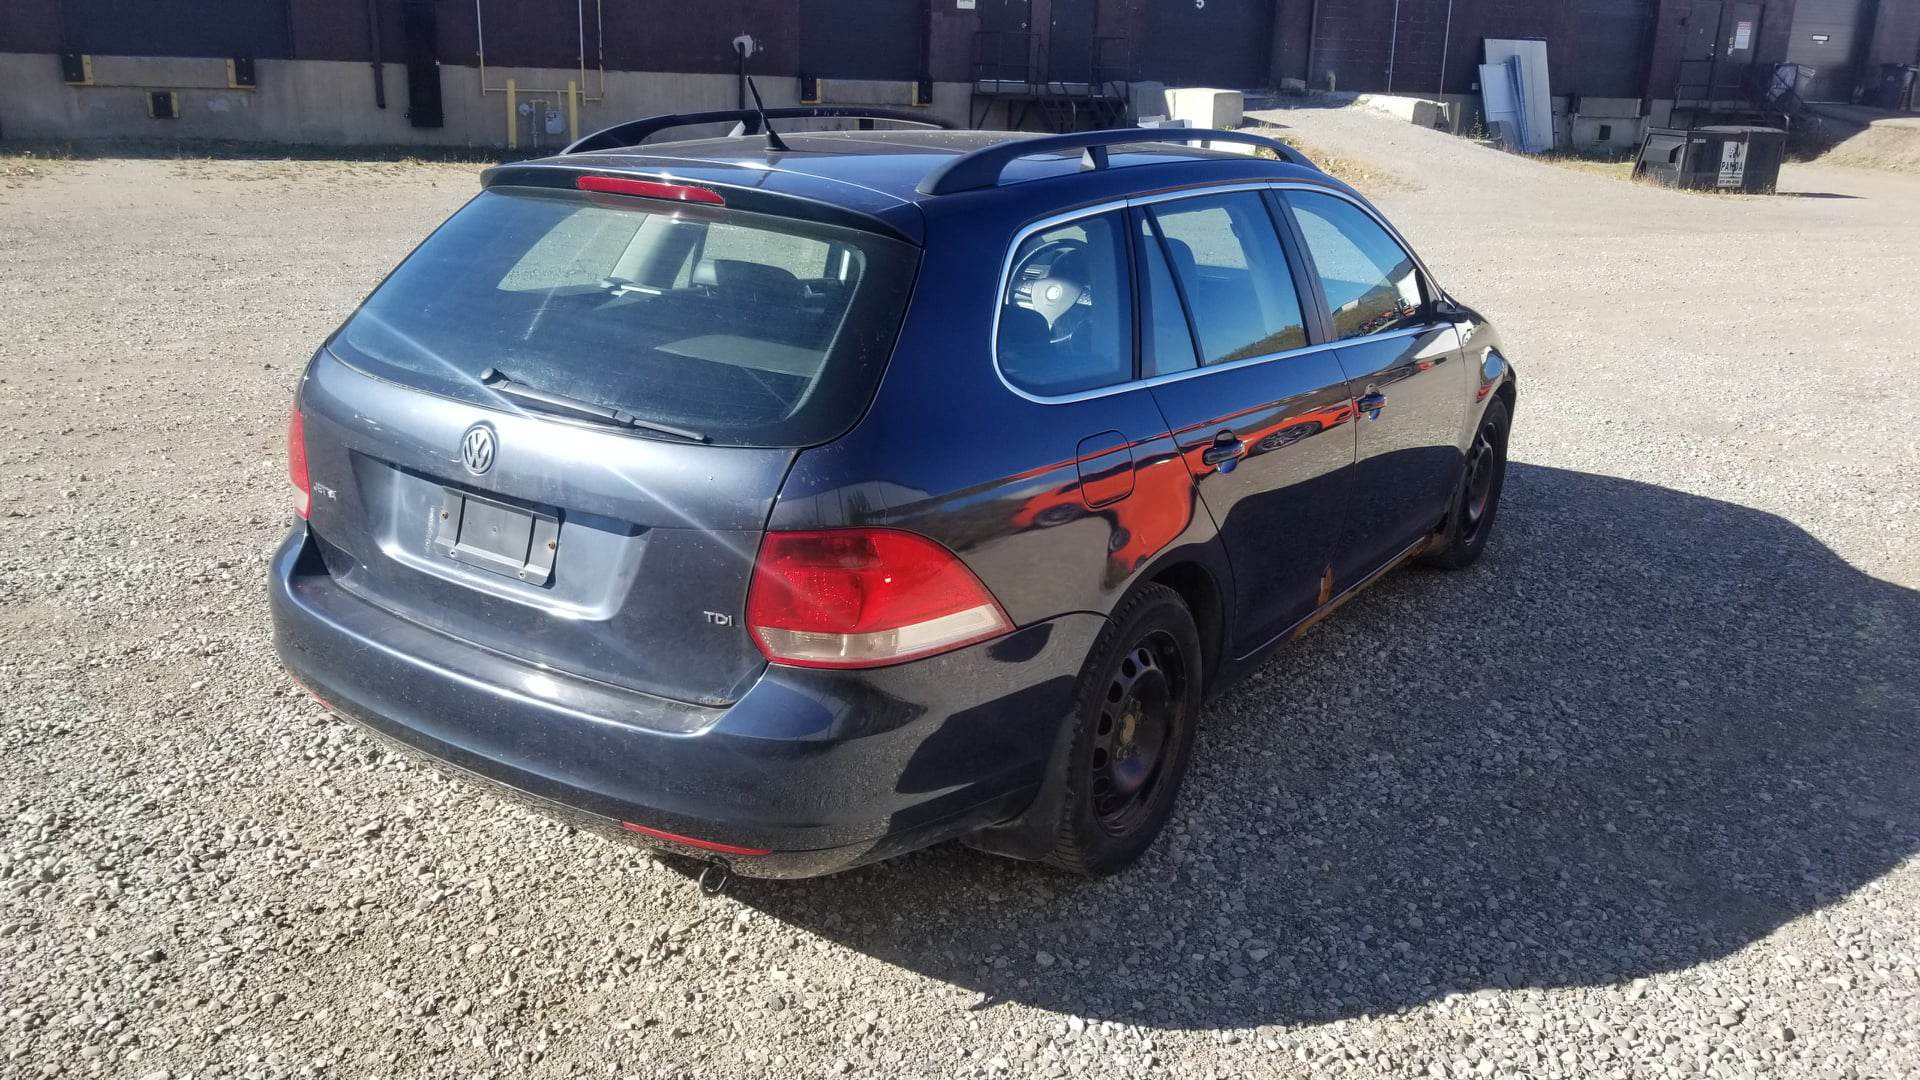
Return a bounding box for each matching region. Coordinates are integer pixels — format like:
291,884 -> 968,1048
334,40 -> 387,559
721,463 -> 1919,1029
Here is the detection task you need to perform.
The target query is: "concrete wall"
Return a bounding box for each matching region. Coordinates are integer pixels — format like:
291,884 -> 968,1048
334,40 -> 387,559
0,53 -> 979,147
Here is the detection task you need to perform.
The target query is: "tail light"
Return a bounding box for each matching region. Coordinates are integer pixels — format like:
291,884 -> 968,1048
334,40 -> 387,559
288,403 -> 310,519
746,529 -> 1012,669
575,175 -> 725,205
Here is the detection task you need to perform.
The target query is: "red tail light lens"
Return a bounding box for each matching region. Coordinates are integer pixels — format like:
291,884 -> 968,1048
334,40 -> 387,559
288,403 -> 310,519
575,175 -> 725,204
746,529 -> 1013,669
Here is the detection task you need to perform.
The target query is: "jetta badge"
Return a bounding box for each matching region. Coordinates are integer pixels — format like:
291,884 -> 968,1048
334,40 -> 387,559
460,424 -> 497,476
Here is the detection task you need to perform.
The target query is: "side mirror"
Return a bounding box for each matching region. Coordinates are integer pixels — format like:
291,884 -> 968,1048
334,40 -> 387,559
1431,296 -> 1465,320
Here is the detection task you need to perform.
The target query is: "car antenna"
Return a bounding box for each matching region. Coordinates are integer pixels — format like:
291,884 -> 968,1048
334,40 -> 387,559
745,77 -> 791,153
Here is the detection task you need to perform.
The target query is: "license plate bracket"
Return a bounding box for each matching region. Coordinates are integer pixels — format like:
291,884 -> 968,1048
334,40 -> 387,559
431,488 -> 559,585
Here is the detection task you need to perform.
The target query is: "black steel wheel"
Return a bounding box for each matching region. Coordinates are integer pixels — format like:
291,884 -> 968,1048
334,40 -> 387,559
1461,412 -> 1501,544
1042,583 -> 1201,876
1089,632 -> 1184,835
1422,396 -> 1510,570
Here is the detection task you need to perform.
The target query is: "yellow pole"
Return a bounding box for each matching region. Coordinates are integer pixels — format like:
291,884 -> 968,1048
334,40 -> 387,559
505,78 -> 518,150
567,79 -> 579,144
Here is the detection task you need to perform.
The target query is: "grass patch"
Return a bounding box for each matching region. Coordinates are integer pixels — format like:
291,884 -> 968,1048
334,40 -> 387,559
0,137 -> 513,165
1530,148 -> 1638,180
166,155 -> 488,185
1,138 -> 505,188
0,147 -> 72,186
1256,133 -> 1414,192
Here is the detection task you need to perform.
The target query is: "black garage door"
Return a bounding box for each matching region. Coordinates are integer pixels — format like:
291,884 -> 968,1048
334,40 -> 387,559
1787,0 -> 1874,102
1139,0 -> 1272,89
800,0 -> 922,81
1571,0 -> 1654,98
60,0 -> 291,58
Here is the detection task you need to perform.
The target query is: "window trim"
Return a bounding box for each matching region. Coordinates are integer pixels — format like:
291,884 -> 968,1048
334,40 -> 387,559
1132,205 -> 1205,376
990,180 -> 1446,406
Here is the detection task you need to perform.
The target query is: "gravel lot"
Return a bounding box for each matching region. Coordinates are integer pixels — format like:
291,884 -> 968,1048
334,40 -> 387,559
2,109 -> 1917,1080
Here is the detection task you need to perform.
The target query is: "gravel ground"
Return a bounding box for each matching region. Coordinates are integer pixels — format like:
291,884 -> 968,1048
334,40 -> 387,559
1,109 -> 1917,1080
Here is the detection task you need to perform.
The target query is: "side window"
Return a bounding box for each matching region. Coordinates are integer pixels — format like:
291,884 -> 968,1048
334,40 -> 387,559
1148,193 -> 1308,364
1286,190 -> 1426,340
997,213 -> 1133,396
1136,213 -> 1198,377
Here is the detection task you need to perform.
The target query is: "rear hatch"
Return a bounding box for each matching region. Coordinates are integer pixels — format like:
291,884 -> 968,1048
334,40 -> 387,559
297,174 -> 918,706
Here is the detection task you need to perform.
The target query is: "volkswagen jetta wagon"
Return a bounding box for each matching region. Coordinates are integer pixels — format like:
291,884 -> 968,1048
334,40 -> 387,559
271,108 -> 1516,879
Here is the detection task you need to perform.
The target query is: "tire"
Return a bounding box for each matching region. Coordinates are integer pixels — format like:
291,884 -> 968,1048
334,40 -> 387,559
1421,396 -> 1511,570
1040,583 -> 1202,876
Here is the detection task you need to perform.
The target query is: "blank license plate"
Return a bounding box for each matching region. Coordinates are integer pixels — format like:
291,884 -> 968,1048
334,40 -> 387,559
431,489 -> 559,585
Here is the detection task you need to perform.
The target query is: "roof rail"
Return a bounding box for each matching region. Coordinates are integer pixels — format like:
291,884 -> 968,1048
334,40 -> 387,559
916,127 -> 1315,197
564,107 -> 954,155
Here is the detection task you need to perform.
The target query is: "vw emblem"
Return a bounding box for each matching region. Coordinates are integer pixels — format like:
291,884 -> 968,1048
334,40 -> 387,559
460,424 -> 497,476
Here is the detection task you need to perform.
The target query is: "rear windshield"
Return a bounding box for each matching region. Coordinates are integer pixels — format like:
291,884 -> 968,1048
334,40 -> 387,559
330,187 -> 918,447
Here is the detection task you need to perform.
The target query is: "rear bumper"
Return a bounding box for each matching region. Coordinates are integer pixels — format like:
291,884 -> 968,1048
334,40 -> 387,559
268,524 -> 1103,878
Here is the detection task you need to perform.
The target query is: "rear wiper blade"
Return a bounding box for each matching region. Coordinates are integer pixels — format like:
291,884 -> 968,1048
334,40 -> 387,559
479,368 -> 708,443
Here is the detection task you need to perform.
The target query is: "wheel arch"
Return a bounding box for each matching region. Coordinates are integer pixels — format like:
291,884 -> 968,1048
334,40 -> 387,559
1143,556 -> 1228,698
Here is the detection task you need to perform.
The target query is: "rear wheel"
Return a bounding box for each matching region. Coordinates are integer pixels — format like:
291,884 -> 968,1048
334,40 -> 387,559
1042,583 -> 1201,876
1421,397 -> 1510,570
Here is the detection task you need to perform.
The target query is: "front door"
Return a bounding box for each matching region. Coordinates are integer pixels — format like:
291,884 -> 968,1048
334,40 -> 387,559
1280,190 -> 1470,586
1138,192 -> 1356,653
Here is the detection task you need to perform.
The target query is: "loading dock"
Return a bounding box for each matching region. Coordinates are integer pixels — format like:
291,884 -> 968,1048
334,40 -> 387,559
1786,0 -> 1880,101
1139,0 -> 1273,90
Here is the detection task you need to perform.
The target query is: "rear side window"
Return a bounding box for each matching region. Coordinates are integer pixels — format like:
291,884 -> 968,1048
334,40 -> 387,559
996,213 -> 1133,396
1286,190 -> 1426,340
330,188 -> 917,448
1148,193 -> 1308,364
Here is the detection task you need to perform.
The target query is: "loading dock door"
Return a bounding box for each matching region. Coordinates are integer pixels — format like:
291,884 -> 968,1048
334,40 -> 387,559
1787,0 -> 1874,102
1571,0 -> 1654,98
979,0 -> 1033,35
58,0 -> 291,58
1049,0 -> 1096,85
799,0 -> 921,82
1140,0 -> 1272,90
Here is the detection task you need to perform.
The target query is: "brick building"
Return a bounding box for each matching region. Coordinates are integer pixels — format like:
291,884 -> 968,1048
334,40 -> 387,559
0,0 -> 1913,150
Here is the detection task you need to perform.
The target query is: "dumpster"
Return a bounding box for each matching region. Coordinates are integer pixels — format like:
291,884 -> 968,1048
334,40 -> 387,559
1632,125 -> 1787,194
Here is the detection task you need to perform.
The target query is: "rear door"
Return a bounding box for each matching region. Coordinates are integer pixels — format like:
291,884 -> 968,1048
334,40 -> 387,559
1140,190 -> 1356,653
1279,189 -> 1469,586
301,183 -> 917,707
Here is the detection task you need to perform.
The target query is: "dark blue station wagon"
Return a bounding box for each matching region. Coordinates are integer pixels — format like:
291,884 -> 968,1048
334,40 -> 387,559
271,110 -> 1517,880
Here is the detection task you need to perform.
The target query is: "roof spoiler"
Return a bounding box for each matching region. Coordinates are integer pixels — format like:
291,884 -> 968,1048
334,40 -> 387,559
916,127 -> 1317,197
564,107 -> 955,155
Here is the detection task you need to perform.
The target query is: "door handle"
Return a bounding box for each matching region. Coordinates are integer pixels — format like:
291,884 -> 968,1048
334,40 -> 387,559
1200,431 -> 1246,466
1357,391 -> 1388,414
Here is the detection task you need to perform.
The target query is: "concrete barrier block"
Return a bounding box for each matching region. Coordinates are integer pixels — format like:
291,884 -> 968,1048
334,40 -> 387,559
1164,87 -> 1243,131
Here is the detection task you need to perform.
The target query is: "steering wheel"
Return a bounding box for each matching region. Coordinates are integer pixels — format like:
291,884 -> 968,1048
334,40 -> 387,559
1012,238 -> 1093,340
